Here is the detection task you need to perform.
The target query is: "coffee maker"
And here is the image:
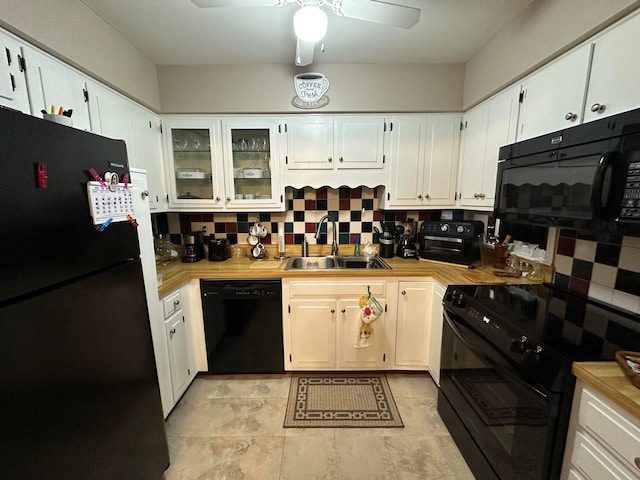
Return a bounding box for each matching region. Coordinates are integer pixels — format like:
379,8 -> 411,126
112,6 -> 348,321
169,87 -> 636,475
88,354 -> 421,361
397,218 -> 418,259
182,231 -> 205,262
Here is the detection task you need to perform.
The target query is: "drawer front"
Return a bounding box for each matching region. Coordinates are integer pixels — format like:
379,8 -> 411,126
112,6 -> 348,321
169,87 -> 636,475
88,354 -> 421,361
571,430 -> 635,480
162,290 -> 182,319
578,387 -> 640,475
289,280 -> 385,297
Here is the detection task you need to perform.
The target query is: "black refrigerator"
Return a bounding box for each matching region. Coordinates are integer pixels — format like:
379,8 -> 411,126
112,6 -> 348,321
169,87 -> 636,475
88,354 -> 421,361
0,107 -> 170,479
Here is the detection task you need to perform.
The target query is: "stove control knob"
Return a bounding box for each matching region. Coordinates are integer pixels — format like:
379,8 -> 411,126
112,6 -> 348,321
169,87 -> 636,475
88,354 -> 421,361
440,223 -> 450,232
451,290 -> 466,308
456,225 -> 465,234
522,346 -> 542,366
509,335 -> 527,354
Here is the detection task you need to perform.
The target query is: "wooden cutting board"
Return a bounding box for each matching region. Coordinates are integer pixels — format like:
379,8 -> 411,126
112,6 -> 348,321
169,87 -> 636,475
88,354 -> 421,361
461,272 -> 506,284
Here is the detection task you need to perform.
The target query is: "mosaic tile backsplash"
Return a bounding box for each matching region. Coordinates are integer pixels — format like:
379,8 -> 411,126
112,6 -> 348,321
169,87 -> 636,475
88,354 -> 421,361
553,229 -> 640,314
154,187 -> 449,247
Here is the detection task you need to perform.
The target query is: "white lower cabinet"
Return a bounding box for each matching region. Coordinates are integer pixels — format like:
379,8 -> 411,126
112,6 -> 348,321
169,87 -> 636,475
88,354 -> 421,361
561,380 -> 640,479
161,286 -> 197,404
394,281 -> 431,368
283,279 -> 388,371
427,282 -> 445,385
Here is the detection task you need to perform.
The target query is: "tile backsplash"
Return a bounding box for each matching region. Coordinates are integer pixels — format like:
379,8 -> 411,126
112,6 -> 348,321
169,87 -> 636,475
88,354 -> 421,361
154,187 -> 452,247
553,229 -> 640,313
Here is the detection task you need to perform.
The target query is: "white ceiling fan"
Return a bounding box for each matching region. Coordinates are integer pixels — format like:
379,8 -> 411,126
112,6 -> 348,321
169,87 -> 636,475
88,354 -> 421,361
190,0 -> 421,66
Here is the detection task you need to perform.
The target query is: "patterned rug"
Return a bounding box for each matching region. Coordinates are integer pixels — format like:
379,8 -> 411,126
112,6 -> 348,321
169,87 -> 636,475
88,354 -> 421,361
283,373 -> 404,428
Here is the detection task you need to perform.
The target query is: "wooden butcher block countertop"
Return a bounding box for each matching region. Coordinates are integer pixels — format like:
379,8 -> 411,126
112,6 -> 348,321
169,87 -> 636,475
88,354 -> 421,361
573,362 -> 640,420
156,244 -> 538,298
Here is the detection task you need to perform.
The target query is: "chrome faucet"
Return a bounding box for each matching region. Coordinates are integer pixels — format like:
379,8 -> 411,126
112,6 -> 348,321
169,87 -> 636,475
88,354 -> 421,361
314,215 -> 338,256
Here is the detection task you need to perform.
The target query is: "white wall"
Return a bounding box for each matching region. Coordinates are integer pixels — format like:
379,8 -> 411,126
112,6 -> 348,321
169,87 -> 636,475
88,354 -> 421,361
0,0 -> 161,110
463,0 -> 640,108
157,63 -> 465,114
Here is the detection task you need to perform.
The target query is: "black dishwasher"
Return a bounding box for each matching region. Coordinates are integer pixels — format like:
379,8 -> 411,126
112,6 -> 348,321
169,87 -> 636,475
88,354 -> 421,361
200,279 -> 284,374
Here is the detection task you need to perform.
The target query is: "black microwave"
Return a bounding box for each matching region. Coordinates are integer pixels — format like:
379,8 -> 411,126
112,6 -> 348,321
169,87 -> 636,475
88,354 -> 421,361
495,107 -> 640,233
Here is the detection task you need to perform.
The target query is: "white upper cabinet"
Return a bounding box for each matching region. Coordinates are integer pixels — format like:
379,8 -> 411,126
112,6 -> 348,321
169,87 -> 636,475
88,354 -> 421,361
381,114 -> 461,209
285,115 -> 334,170
517,43 -> 592,141
282,114 -> 388,188
458,85 -> 520,209
0,30 -> 30,114
221,117 -> 285,211
129,108 -> 166,211
334,115 -> 385,169
22,45 -> 91,131
87,81 -> 134,147
583,10 -> 640,122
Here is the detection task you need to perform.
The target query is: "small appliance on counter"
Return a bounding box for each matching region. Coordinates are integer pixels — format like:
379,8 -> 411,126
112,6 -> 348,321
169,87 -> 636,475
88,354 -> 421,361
182,231 -> 205,262
418,220 -> 484,265
208,238 -> 231,261
379,237 -> 395,258
396,218 -> 418,259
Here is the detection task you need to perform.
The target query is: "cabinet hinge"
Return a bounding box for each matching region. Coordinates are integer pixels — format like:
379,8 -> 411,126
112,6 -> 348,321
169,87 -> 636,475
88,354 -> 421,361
384,121 -> 387,132
188,368 -> 191,375
384,304 -> 387,313
280,194 -> 283,203
387,192 -> 390,201
289,354 -> 292,362
288,304 -> 291,313
10,74 -> 15,92
148,120 -> 152,129
382,154 -> 385,164
5,47 -> 11,66
459,121 -> 464,131
519,91 -> 525,103
285,155 -> 288,165
18,54 -> 25,72
182,316 -> 185,322
389,121 -> 393,132
383,353 -> 386,362
160,123 -> 163,134
278,124 -> 281,133
83,88 -> 89,102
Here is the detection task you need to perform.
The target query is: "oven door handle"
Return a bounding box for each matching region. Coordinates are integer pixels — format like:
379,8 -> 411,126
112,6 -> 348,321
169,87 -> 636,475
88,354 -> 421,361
443,309 -> 549,401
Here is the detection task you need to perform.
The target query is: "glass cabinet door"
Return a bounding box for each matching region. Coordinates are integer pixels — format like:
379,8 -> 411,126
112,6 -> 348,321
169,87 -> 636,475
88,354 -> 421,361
170,128 -> 214,201
224,120 -> 281,208
164,121 -> 225,210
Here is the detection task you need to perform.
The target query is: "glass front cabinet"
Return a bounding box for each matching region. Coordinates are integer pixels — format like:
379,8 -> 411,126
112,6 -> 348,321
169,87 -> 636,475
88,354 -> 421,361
221,118 -> 284,211
163,117 -> 284,211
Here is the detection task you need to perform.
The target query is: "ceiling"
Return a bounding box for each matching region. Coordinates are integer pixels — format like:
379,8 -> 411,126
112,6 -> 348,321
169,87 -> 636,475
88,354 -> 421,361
79,0 -> 536,66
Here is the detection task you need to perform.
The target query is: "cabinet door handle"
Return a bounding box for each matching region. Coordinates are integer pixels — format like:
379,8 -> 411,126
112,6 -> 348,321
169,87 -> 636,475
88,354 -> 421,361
425,194 -> 430,200
330,309 -> 335,313
635,457 -> 640,469
590,103 -> 605,113
401,290 -> 406,295
226,196 -> 231,201
417,194 -> 422,199
328,156 -> 332,163
215,196 -> 221,202
173,300 -> 180,307
141,190 -> 149,199
169,328 -> 176,335
564,112 -> 577,121
339,156 -> 344,162
341,308 -> 346,313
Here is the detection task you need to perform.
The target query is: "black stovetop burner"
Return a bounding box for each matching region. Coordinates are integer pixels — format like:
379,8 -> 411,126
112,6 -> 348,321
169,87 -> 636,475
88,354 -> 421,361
447,283 -> 640,362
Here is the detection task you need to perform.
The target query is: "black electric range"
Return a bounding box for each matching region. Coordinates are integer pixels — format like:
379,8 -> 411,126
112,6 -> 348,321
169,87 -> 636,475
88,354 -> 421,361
438,282 -> 640,480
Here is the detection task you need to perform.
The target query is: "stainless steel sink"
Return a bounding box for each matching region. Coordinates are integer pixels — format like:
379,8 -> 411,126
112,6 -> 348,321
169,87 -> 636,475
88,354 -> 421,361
286,256 -> 338,270
284,255 -> 391,271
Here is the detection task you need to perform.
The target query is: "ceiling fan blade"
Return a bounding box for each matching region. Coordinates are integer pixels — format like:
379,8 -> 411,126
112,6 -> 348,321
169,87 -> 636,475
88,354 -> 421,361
294,38 -> 315,66
190,0 -> 285,8
338,0 -> 420,29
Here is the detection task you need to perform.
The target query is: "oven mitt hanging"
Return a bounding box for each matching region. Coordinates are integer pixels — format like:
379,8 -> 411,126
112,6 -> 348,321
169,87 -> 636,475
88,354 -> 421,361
354,294 -> 382,348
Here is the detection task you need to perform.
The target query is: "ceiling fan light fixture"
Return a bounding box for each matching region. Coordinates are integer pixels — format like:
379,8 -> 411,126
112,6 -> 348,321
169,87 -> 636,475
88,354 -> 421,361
293,5 -> 328,43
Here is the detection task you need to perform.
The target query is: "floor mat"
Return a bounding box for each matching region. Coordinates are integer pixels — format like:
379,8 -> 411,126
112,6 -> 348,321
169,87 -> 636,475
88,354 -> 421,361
284,373 -> 404,428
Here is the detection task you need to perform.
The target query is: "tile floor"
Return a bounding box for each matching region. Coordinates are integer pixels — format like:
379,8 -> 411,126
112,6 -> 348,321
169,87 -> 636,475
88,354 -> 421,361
162,372 -> 475,479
